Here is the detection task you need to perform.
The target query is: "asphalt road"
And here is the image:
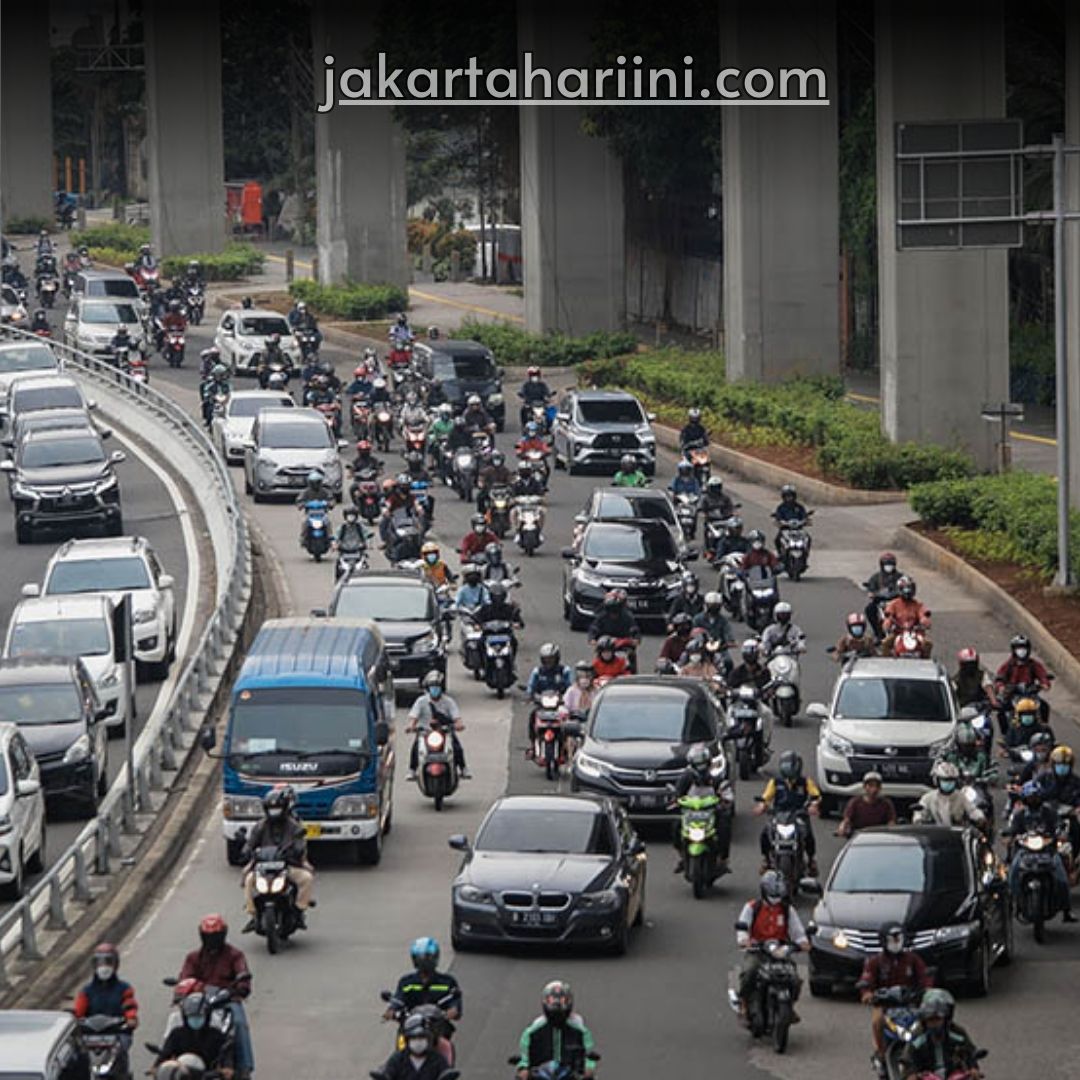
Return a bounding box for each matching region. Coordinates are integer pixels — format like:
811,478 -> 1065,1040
0,286 -> 193,911
112,317 -> 1080,1080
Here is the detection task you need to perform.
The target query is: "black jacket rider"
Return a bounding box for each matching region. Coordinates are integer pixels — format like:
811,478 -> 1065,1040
587,607 -> 641,643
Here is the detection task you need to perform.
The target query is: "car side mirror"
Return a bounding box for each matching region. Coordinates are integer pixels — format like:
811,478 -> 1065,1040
573,513 -> 588,524
16,778 -> 40,798
337,439 -> 349,450
560,547 -> 577,559
0,460 -> 14,472
87,399 -> 98,411
109,449 -> 126,464
310,607 -> 328,618
20,583 -> 40,598
646,412 -> 657,422
806,703 -> 828,720
627,835 -> 645,856
94,708 -> 110,723
799,877 -> 823,896
555,412 -> 569,423
806,920 -> 819,936
448,834 -> 470,852
958,705 -> 979,722
375,721 -> 390,746
199,725 -> 217,752
158,574 -> 174,590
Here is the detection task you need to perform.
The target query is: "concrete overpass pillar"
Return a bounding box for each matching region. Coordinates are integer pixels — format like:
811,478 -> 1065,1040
144,0 -> 226,255
518,3 -> 625,335
876,1 -> 1008,470
0,7 -> 54,226
720,0 -> 839,382
312,2 -> 408,288
1066,4 -> 1080,504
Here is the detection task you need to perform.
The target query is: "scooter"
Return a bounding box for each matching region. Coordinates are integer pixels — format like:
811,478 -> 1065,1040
416,717 -> 460,811
373,406 -> 394,452
185,282 -> 205,325
480,619 -> 515,698
745,567 -> 780,633
301,499 -> 332,561
717,551 -> 747,620
246,844 -> 304,954
380,989 -> 458,1065
1013,823 -> 1070,943
486,486 -> 514,538
350,467 -> 382,523
78,1015 -> 133,1079
529,691 -> 568,780
760,801 -> 812,899
676,784 -> 732,899
514,494 -> 544,556
162,328 -> 185,369
870,985 -> 921,1080
296,327 -> 320,361
351,399 -> 372,439
775,512 -> 813,581
37,276 -> 59,309
126,354 -> 149,385
458,609 -> 485,679
335,542 -> 368,581
724,687 -> 772,781
728,940 -> 801,1054
675,492 -> 700,541
452,445 -> 477,502
766,645 -> 802,727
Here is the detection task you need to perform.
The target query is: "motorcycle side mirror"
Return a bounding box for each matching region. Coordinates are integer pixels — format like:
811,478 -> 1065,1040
198,725 -> 217,752
806,703 -> 829,721
310,607 -> 328,618
973,1049 -> 988,1062
824,645 -> 837,654
958,706 -> 979,721
560,547 -> 577,559
375,721 -> 390,746
508,1057 -> 521,1067
98,427 -> 112,440
799,877 -> 823,896
448,833 -> 470,852
555,412 -> 569,422
562,721 -> 583,739
684,548 -> 700,561
806,920 -> 819,936
380,989 -> 393,1002
0,459 -> 14,472
162,977 -> 179,987
145,1043 -> 162,1055
109,449 -> 126,465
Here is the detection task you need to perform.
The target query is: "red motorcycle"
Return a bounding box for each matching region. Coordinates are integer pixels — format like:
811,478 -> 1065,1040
350,467 -> 382,523
315,397 -> 342,437
402,423 -> 427,456
351,400 -> 372,439
888,618 -> 931,659
126,354 -> 149,384
372,406 -> 394,452
529,692 -> 571,780
387,341 -> 413,370
162,328 -> 186,368
128,261 -> 160,295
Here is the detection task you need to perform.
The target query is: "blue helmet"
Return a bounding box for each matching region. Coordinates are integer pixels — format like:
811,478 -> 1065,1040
410,936 -> 440,973
1021,780 -> 1043,804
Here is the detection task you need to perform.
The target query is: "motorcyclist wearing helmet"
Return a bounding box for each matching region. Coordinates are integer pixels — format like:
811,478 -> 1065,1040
699,475 -> 735,522
295,470 -> 333,547
612,453 -> 648,488
857,923 -> 932,1074
517,366 -> 552,428
772,484 -> 809,551
592,636 -> 629,682
351,438 -> 384,476
474,580 -> 523,635
388,312 -> 414,352
459,513 -> 500,563
677,631 -> 723,681
526,643 -> 573,698
386,937 -> 462,1020
837,772 -> 897,838
742,529 -> 780,573
515,419 -> 550,458
199,343 -> 225,379
659,612 -> 695,664
759,601 -> 805,660
587,591 -> 641,658
940,722 -> 994,787
109,323 -> 136,363
516,981 -> 598,1080
461,394 -> 494,434
345,363 -> 375,400
864,552 -> 903,640
692,590 -> 733,646
666,573 -> 705,622
564,661 -> 596,716
255,332 -> 289,389
1015,730 -> 1055,787
1041,745 -> 1080,872
953,647 -> 997,713
155,990 -> 233,1075
679,406 -> 708,453
454,563 -> 491,613
672,742 -> 732,874
177,915 -> 252,1077
913,762 -> 986,828
899,989 -> 983,1079
881,576 -> 932,657
754,750 -> 820,877
426,402 -> 455,460
399,389 -> 428,432
29,308 -> 49,334
1003,695 -> 1055,750
161,298 -> 187,336
370,375 -> 392,405
479,541 -> 515,584
335,505 -> 369,556
477,448 -> 512,513
511,459 -> 546,499
406,671 -> 469,780
379,476 -> 426,558
727,638 -> 771,693
374,1011 -> 450,1080
420,541 -> 455,588
994,633 -> 1052,727
1002,780 -> 1075,920
833,612 -> 878,661
669,459 -> 702,499
241,785 -> 315,928
136,243 -> 156,271
73,942 -> 139,1070
734,871 -> 809,1020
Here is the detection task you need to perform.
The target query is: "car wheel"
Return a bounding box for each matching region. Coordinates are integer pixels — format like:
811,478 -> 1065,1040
607,909 -> 630,956
356,829 -> 382,866
450,919 -> 471,953
27,823 -> 45,874
0,846 -> 24,901
968,940 -> 991,997
14,518 -> 32,545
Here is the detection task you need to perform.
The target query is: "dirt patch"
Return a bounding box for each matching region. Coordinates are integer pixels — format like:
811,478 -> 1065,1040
729,441 -> 831,483
912,522 -> 1080,658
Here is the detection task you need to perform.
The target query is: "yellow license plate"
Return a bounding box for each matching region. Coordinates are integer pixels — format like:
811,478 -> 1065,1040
304,823 -> 322,839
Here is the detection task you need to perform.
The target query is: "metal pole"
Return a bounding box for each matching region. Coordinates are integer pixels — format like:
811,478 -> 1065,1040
1053,133 -> 1073,587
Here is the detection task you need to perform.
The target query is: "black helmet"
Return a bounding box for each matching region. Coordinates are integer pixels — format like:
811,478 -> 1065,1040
488,580 -> 507,601
263,784 -> 295,821
760,870 -> 786,903
741,638 -> 760,662
778,750 -> 802,780
781,484 -> 797,501
168,299 -> 181,313
484,541 -> 503,563
671,612 -> 693,633
881,921 -> 906,955
596,635 -> 616,658
241,296 -> 253,309
686,743 -> 710,773
681,573 -> 699,594
1010,633 -> 1031,659
541,980 -> 573,1026
539,642 -> 560,669
491,449 -> 505,467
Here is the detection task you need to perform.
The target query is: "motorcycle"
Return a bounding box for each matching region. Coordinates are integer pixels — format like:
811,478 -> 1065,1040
870,985 -> 921,1080
372,405 -> 394,453
480,619 -> 515,698
676,783 -> 732,899
760,803 -> 811,898
891,627 -> 929,659
385,509 -> 422,565
247,844 -> 304,953
78,1015 -> 133,1079
301,499 -> 332,561
351,399 -> 372,439
486,486 -> 514,539
296,326 -> 320,361
683,443 -> 711,486
745,566 -> 780,633
514,494 -> 544,556
411,478 -> 433,530
380,989 -> 458,1064
728,940 -> 801,1054
775,513 -> 813,581
529,691 -> 569,780
314,397 -> 342,437
518,444 -> 551,488
185,283 -> 205,325
458,606 -> 485,678
31,323 -> 53,340
703,507 -> 743,560
717,551 -> 747,620
402,422 -> 427,457
724,688 -> 771,781
126,354 -> 149,385
335,542 -> 368,582
416,716 -> 459,811
765,645 -> 802,727
36,275 -> 59,309
154,977 -> 236,1059
387,340 -> 413,370
451,445 -> 478,502
130,262 -> 160,296
675,491 -> 700,541
1013,824 -> 1070,943
162,328 -> 185,369
350,467 -> 382,524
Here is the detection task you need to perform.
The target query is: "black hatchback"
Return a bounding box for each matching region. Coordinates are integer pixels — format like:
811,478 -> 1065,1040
412,340 -> 505,431
807,825 -> 1011,997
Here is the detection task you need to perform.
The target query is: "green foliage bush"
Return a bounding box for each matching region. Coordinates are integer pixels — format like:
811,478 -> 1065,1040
71,223 -> 150,253
162,244 -> 264,281
289,279 -> 408,321
4,217 -> 53,235
458,319 -> 638,367
85,247 -> 137,270
579,350 -> 973,490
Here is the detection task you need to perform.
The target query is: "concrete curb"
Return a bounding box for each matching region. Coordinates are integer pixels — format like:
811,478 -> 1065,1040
893,524 -> 1080,701
653,423 -> 906,506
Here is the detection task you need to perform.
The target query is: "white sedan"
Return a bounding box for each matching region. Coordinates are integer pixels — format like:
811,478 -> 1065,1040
213,309 -> 300,375
212,389 -> 295,464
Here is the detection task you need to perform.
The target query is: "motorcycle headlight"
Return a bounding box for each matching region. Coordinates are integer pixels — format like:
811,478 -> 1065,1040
223,794 -> 264,819
577,888 -> 620,910
488,393 -> 504,406
826,732 -> 854,756
255,875 -> 270,894
456,884 -> 494,905
330,794 -> 378,818
574,752 -> 608,779
270,875 -> 287,893
63,733 -> 91,764
688,825 -> 707,843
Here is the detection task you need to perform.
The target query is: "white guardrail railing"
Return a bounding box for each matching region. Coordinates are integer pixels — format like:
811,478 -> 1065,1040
0,327 -> 251,991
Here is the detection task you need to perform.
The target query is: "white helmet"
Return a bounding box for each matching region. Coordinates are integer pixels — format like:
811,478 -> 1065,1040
931,760 -> 960,784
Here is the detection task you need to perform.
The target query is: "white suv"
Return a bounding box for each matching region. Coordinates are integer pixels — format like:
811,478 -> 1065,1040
25,536 -> 177,681
0,722 -> 45,900
808,657 -> 958,812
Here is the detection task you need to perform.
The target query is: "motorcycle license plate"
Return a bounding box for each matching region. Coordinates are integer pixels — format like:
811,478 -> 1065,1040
630,793 -> 665,809
512,910 -> 558,926
304,823 -> 322,839
629,598 -> 652,611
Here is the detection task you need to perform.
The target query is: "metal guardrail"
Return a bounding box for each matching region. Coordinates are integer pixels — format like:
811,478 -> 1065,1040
0,328 -> 251,991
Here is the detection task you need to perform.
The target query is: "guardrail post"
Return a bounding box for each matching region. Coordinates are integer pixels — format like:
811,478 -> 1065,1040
73,847 -> 92,902
120,785 -> 137,834
106,811 -> 123,859
20,905 -> 42,960
0,941 -> 9,989
47,876 -> 68,931
196,653 -> 210,696
136,763 -> 152,811
94,818 -> 110,875
161,714 -> 179,771
149,743 -> 164,790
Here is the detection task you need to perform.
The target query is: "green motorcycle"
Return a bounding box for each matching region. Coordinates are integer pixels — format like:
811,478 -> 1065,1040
678,788 -> 729,899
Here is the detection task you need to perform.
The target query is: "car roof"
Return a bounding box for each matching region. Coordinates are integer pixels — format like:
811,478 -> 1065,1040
595,674 -> 710,701
490,793 -> 609,815
583,518 -> 671,537
259,407 -> 321,424
593,487 -> 670,501
424,340 -> 493,356
0,656 -> 80,685
13,595 -> 112,622
0,340 -> 56,355
0,1010 -> 76,1069
76,269 -> 132,280
12,375 -> 79,392
847,824 -> 967,851
48,536 -> 151,562
229,389 -> 295,402
574,389 -> 640,401
21,426 -> 99,447
339,570 -> 430,588
842,658 -> 947,681
231,309 -> 291,323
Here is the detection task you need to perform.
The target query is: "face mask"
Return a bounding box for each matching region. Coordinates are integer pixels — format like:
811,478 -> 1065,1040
883,563 -> 896,574
1056,764 -> 1070,777
1015,648 -> 1030,660
474,526 -> 485,535
1021,714 -> 1036,726
885,938 -> 903,955
408,1039 -> 429,1056
939,780 -> 957,794
850,625 -> 865,638
186,1016 -> 206,1031
95,964 -> 115,981
429,687 -> 442,699
752,541 -> 764,551
425,553 -> 438,564
577,676 -> 591,689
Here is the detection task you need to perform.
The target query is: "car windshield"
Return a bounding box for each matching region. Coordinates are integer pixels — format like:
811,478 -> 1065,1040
594,493 -> 675,524
8,617 -> 110,658
228,687 -> 370,759
88,279 -> 139,299
82,303 -> 138,324
835,678 -> 951,722
0,345 -> 56,374
333,583 -> 431,620
591,686 -> 696,741
229,396 -> 293,419
477,806 -> 614,854
13,385 -> 82,414
239,317 -> 290,337
0,683 -> 81,725
432,353 -> 496,380
46,556 -> 151,594
21,435 -> 103,468
830,841 -> 967,894
262,422 -> 331,449
582,524 -> 676,562
578,399 -> 644,425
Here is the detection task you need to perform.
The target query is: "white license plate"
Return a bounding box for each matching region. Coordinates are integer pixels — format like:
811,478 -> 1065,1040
512,910 -> 557,926
629,598 -> 652,611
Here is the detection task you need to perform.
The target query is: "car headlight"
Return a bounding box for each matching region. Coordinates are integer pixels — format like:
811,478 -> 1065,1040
223,794 -> 264,819
577,888 -> 620,910
133,608 -> 156,625
487,393 -> 504,406
933,922 -> 976,943
576,569 -> 605,589
9,311 -> 25,324
99,670 -> 120,689
93,474 -> 118,495
826,732 -> 854,757
11,483 -> 37,501
0,814 -> 13,836
574,752 -> 608,779
412,632 -> 438,653
456,884 -> 494,905
330,794 -> 378,818
928,735 -> 953,757
63,733 -> 92,764
813,924 -> 847,948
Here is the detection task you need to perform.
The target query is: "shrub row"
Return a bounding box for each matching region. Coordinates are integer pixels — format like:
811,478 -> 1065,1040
288,279 -> 408,321
5,216 -> 53,235
458,319 -> 638,367
579,350 -> 974,490
71,222 -> 150,253
88,243 -> 264,282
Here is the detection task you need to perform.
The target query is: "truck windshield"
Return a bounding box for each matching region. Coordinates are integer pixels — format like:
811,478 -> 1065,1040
229,686 -> 371,760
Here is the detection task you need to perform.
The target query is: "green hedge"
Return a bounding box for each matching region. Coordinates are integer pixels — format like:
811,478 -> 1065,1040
458,319 -> 638,367
71,223 -> 150,253
4,217 -> 52,235
910,470 -> 1080,580
579,350 -> 974,490
289,279 -> 408,321
162,244 -> 264,281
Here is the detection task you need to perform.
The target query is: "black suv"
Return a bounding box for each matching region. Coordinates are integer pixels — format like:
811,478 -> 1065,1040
327,569 -> 448,689
412,340 -> 505,431
2,426 -> 124,543
0,657 -> 109,816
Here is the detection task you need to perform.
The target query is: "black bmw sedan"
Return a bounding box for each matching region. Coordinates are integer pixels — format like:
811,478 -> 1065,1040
448,794 -> 647,954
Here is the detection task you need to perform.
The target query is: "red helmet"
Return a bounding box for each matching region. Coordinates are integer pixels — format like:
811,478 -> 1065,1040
527,366 -> 541,378
845,612 -> 867,629
356,439 -> 372,454
381,477 -> 395,493
957,647 -> 978,664
354,365 -> 365,378
199,913 -> 227,936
